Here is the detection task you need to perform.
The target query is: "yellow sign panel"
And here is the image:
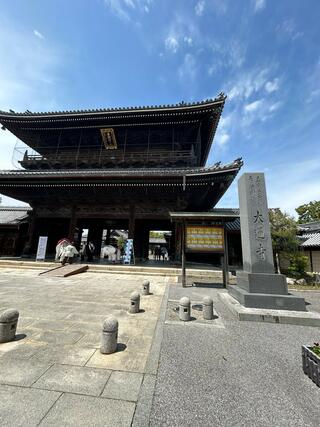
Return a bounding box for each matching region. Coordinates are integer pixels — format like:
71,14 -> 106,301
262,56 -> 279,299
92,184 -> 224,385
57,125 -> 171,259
185,226 -> 224,252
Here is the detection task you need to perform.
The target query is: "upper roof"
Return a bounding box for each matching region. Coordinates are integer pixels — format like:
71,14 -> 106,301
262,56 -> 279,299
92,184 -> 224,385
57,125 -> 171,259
0,94 -> 226,167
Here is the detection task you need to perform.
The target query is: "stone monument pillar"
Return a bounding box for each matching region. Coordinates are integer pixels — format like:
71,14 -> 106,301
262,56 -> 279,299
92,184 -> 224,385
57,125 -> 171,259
228,173 -> 306,311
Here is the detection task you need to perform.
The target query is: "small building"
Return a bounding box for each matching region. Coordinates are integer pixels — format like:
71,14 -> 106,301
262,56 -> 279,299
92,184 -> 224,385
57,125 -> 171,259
298,221 -> 320,272
0,207 -> 30,256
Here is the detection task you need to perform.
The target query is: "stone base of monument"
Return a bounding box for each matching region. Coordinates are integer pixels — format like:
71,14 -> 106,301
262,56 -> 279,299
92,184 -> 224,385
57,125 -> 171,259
219,292 -> 320,327
228,270 -> 307,311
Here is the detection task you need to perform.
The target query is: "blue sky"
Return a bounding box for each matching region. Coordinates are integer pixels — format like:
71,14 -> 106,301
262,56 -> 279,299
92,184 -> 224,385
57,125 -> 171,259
0,0 -> 319,215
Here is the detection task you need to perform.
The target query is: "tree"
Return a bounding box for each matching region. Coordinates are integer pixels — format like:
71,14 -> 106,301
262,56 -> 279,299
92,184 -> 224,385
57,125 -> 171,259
296,201 -> 320,223
268,208 -> 299,273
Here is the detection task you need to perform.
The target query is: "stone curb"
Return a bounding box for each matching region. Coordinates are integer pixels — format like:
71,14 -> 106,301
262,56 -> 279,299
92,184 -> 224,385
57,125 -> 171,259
132,281 -> 170,426
219,291 -> 320,327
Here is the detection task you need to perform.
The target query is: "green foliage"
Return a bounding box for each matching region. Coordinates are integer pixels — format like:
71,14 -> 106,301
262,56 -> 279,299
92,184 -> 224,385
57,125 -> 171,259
287,253 -> 309,278
311,343 -> 320,356
296,200 -> 320,223
117,236 -> 125,250
268,208 -> 298,253
149,231 -> 165,238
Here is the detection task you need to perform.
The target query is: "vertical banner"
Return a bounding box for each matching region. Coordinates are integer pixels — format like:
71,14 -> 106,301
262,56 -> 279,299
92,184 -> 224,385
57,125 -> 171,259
36,236 -> 48,261
123,239 -> 134,264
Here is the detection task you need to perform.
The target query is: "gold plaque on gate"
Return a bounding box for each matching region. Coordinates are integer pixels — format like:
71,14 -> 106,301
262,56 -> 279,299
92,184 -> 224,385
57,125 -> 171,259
100,128 -> 117,149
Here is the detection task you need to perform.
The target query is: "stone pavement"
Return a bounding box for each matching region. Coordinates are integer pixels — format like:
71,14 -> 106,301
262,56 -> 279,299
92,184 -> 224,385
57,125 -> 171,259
150,284 -> 320,426
2,266 -> 320,426
0,268 -> 167,426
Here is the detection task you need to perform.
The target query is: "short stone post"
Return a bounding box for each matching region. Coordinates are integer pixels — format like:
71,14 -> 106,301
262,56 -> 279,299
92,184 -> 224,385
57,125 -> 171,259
179,297 -> 191,321
202,296 -> 214,320
142,280 -> 150,296
129,291 -> 140,314
0,309 -> 19,343
100,316 -> 118,354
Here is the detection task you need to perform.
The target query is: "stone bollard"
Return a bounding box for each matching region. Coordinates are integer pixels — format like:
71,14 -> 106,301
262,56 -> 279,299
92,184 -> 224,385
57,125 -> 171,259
142,280 -> 150,296
100,316 -> 118,354
203,296 -> 214,320
0,309 -> 19,343
129,291 -> 140,314
179,297 -> 191,321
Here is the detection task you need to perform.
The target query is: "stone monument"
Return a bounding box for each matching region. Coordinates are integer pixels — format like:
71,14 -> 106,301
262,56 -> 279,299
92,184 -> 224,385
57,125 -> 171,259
228,173 -> 306,311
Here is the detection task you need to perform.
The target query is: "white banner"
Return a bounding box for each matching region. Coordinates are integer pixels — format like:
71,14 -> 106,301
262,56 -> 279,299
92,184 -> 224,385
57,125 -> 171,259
36,236 -> 48,261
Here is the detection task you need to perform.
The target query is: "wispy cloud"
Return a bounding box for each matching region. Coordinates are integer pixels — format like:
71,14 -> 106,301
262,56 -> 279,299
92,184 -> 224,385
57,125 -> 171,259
33,29 -> 45,40
178,53 -> 197,82
265,78 -> 280,93
104,0 -> 152,21
244,99 -> 263,113
253,0 -> 266,13
195,1 -> 205,16
165,36 -> 179,53
208,40 -> 246,75
215,114 -> 231,148
277,19 -> 303,41
228,68 -> 270,100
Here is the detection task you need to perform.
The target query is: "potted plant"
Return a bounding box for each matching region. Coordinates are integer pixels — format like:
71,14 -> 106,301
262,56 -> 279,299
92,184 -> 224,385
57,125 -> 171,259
302,343 -> 320,386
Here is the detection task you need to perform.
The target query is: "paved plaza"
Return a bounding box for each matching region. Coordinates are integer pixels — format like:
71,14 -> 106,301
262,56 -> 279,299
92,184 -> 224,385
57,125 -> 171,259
0,268 -> 167,426
1,267 -> 320,426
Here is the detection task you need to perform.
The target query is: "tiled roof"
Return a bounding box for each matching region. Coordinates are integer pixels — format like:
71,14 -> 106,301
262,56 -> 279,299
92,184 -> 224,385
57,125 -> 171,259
0,206 -> 31,224
0,95 -> 226,118
0,159 -> 243,179
301,233 -> 320,247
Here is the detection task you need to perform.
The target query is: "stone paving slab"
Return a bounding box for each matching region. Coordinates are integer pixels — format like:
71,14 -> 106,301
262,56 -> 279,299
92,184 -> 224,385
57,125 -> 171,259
0,359 -> 52,387
102,370 -> 143,401
0,384 -> 61,427
33,364 -> 112,396
31,345 -> 96,366
39,393 -> 136,427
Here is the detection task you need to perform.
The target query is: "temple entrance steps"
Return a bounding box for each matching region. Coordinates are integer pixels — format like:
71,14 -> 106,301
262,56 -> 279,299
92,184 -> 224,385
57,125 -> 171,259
0,259 -> 228,283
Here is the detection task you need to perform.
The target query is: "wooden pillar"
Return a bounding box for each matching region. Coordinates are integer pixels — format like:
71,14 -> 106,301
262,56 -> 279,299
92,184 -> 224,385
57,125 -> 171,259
128,206 -> 135,239
174,222 -> 182,262
181,221 -> 186,287
222,226 -> 229,288
68,206 -> 77,241
105,228 -> 111,245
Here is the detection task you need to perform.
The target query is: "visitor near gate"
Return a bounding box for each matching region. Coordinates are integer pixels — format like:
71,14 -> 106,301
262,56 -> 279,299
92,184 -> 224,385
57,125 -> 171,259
60,242 -> 79,265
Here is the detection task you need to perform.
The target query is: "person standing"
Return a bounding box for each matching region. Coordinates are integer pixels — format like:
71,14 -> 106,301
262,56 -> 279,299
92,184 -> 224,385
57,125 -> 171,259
60,242 -> 79,265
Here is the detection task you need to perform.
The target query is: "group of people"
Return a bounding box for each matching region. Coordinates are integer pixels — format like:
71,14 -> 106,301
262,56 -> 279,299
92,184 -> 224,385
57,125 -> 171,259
56,239 -> 96,265
153,245 -> 168,261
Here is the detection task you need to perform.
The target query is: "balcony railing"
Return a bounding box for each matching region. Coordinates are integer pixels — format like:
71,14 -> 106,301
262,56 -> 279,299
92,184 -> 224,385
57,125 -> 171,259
19,149 -> 198,169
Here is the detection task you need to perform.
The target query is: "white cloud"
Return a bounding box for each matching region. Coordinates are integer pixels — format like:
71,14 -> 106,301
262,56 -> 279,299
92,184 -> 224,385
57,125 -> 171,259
265,78 -> 280,93
183,36 -> 193,46
165,36 -> 179,53
215,114 -> 232,148
195,1 -> 205,16
244,99 -> 264,113
33,30 -> 45,40
208,40 -> 246,75
178,53 -> 197,82
277,19 -> 303,41
268,101 -> 281,112
228,68 -> 270,100
253,0 -> 266,12
104,0 -> 152,21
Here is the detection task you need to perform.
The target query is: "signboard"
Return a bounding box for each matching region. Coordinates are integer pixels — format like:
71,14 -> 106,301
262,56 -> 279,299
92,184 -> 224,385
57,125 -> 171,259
185,226 -> 224,253
123,239 -> 135,264
36,236 -> 48,261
